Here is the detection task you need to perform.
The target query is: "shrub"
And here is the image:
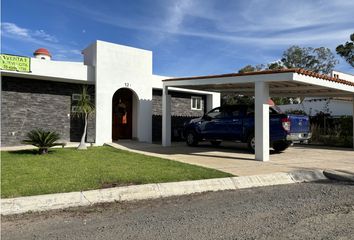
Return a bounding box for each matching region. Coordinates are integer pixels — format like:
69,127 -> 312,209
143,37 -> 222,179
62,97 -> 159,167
22,129 -> 63,154
310,124 -> 322,142
310,119 -> 353,148
337,116 -> 353,137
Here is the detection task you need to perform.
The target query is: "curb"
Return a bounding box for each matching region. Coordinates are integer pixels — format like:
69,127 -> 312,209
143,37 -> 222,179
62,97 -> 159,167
1,170 -> 327,216
323,170 -> 354,182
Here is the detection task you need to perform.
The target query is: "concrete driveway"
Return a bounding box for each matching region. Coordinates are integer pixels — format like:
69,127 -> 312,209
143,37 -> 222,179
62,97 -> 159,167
108,141 -> 354,176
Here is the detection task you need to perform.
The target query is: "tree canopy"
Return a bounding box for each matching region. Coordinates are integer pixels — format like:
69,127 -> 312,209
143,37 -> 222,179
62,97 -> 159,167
234,44 -> 342,105
336,33 -> 354,67
237,45 -> 338,74
281,46 -> 338,74
238,64 -> 264,73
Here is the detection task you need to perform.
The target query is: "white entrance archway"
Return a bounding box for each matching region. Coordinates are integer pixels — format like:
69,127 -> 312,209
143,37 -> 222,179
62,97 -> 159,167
112,88 -> 139,141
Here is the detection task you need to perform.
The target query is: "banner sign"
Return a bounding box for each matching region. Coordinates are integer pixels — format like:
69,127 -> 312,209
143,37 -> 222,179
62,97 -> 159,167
0,54 -> 31,72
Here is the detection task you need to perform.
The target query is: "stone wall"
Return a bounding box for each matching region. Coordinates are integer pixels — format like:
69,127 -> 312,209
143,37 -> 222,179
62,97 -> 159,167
152,89 -> 206,116
152,89 -> 207,142
1,77 -> 95,146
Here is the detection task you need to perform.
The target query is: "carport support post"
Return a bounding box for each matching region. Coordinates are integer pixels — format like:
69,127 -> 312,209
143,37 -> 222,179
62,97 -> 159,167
162,85 -> 171,146
255,82 -> 270,161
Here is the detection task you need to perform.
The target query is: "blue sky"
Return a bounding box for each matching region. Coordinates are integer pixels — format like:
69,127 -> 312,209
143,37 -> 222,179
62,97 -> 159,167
2,0 -> 353,76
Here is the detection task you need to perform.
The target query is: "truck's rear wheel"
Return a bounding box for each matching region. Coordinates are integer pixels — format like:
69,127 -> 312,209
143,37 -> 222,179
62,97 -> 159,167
186,131 -> 198,146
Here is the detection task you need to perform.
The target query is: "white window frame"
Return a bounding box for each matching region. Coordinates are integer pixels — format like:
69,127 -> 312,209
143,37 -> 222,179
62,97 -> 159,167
191,96 -> 203,110
72,94 -> 91,101
72,94 -> 82,101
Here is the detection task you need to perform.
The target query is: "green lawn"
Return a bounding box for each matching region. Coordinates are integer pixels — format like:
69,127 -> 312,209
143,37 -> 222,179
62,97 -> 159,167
1,146 -> 232,198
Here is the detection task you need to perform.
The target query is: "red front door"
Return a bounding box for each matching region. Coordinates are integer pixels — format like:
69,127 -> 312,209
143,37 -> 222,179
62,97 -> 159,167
112,89 -> 133,140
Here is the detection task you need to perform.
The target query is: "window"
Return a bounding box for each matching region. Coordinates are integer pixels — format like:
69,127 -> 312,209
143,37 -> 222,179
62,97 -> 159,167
72,94 -> 82,101
191,96 -> 202,110
72,94 -> 91,101
206,107 -> 223,119
223,106 -> 241,118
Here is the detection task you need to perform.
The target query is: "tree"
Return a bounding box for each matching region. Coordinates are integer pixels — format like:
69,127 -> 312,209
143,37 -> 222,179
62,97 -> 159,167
281,45 -> 338,74
72,86 -> 95,150
336,33 -> 354,67
221,94 -> 254,105
234,45 -> 337,105
272,97 -> 292,105
238,61 -> 285,73
238,64 -> 264,73
267,61 -> 285,70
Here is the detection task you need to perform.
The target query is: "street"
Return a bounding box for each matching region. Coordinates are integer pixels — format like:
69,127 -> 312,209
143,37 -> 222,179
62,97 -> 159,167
2,181 -> 354,240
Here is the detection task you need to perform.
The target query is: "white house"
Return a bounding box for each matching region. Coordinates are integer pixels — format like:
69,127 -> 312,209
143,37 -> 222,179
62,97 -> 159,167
1,40 -> 220,146
1,40 -> 354,162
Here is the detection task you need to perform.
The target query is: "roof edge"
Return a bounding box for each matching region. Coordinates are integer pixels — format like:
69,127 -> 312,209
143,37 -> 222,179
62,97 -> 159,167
162,68 -> 354,87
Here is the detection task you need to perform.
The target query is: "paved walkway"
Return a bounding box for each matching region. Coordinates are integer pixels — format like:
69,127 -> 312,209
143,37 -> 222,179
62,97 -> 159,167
0,142 -> 81,151
107,141 -> 354,176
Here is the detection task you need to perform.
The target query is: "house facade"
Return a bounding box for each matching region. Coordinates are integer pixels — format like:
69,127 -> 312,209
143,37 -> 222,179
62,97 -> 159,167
1,40 -> 220,146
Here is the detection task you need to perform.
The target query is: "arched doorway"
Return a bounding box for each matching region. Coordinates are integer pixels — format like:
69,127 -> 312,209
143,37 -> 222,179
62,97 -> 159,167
112,88 -> 134,140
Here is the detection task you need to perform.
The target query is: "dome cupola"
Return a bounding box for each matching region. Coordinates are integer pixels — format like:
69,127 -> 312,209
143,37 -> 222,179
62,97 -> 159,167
33,48 -> 52,60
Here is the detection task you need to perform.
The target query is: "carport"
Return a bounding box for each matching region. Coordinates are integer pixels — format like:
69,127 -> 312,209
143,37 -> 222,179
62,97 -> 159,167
161,69 -> 354,161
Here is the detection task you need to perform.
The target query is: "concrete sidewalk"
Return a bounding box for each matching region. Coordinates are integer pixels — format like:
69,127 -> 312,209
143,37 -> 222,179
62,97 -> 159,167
0,142 -> 82,151
107,141 -> 354,176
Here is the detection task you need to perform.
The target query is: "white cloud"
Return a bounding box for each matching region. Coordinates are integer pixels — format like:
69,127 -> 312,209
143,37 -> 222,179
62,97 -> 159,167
6,1 -> 352,68
1,22 -> 81,61
1,22 -> 58,43
33,30 -> 58,42
2,24 -> 52,48
1,22 -> 29,37
55,0 -> 353,49
164,0 -> 194,33
161,0 -> 353,46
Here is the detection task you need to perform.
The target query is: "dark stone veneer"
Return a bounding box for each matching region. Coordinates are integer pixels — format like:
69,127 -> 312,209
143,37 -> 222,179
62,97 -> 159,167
1,77 -> 95,146
1,78 -> 210,146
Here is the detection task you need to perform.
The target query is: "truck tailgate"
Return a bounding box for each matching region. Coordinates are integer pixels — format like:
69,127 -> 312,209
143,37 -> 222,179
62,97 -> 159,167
288,114 -> 310,133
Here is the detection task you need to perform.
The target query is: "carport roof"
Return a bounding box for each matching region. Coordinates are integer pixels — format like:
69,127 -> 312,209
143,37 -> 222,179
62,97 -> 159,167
163,68 -> 354,97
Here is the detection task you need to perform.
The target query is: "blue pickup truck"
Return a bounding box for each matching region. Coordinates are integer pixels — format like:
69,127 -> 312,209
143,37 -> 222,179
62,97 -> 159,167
183,104 -> 311,152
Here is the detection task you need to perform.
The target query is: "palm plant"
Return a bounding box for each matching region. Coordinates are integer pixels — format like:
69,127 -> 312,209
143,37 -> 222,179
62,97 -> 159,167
22,129 -> 62,154
72,86 -> 95,150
